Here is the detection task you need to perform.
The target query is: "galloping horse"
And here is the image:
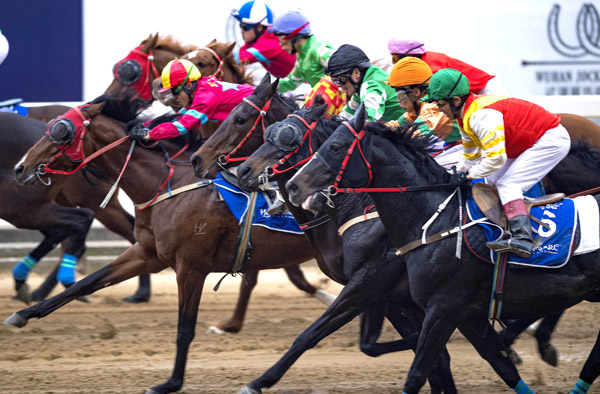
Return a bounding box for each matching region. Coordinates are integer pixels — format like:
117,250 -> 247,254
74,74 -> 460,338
222,105 -> 457,393
4,33 -> 191,304
6,91 -> 324,394
286,103 -> 600,394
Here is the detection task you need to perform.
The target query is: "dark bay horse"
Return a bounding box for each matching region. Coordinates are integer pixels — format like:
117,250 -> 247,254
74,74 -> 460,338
230,106 -> 456,393
286,103 -> 600,394
6,92 -> 323,394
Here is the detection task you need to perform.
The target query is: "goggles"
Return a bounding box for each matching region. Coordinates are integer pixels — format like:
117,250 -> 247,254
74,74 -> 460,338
239,22 -> 257,31
395,87 -> 412,101
435,98 -> 448,107
332,74 -> 351,86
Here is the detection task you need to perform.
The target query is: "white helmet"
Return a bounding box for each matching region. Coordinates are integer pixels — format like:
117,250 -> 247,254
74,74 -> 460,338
0,30 -> 9,65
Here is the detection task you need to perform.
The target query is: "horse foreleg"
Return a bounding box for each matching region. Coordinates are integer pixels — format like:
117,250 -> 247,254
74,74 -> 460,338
535,311 -> 563,367
283,264 -> 337,306
571,329 -> 600,394
458,320 -> 532,393
4,244 -> 166,327
207,270 -> 258,334
145,267 -> 208,394
241,267 -> 399,393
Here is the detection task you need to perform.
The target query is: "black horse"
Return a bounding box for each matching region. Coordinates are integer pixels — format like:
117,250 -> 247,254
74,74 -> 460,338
234,106 -> 456,393
286,103 -> 600,394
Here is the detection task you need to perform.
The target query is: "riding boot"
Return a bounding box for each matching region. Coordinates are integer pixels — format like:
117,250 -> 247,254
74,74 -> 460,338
487,215 -> 533,258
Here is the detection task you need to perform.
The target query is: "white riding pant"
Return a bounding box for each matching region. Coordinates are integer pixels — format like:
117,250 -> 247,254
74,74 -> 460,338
487,124 -> 570,205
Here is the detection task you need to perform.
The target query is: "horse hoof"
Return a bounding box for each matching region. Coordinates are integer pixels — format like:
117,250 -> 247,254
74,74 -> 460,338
76,295 -> 92,303
121,294 -> 150,304
313,289 -> 337,306
144,389 -> 160,394
205,325 -> 226,335
4,313 -> 28,328
507,347 -> 523,365
13,283 -> 32,305
539,342 -> 559,367
239,385 -> 261,394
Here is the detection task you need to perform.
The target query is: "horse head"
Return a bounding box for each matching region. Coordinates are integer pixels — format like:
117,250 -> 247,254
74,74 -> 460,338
106,33 -> 193,101
190,73 -> 296,179
237,104 -> 329,191
286,102 -> 371,208
15,93 -> 144,186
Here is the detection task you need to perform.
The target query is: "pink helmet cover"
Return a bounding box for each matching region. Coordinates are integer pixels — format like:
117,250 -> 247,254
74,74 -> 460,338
387,39 -> 426,55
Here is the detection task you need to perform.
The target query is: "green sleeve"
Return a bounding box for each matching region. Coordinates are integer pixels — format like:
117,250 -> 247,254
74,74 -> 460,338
278,66 -> 303,93
412,119 -> 436,135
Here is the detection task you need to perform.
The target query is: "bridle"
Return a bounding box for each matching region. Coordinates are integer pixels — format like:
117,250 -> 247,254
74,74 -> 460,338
38,105 -> 130,181
259,114 -> 317,185
214,96 -> 273,169
113,46 -> 160,101
195,47 -> 225,80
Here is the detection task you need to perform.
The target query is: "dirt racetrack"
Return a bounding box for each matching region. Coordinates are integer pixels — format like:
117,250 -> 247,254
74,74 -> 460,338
0,263 -> 598,394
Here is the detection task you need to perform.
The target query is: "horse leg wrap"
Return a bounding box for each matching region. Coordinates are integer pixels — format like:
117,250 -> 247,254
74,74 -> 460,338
12,255 -> 38,281
57,254 -> 78,285
571,379 -> 591,394
513,379 -> 535,394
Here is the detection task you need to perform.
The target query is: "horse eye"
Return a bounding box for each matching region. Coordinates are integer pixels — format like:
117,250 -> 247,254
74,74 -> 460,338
235,116 -> 246,125
196,62 -> 206,69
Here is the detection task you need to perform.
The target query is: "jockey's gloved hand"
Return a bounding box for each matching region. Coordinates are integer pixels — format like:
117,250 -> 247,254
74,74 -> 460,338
126,119 -> 150,141
449,171 -> 469,187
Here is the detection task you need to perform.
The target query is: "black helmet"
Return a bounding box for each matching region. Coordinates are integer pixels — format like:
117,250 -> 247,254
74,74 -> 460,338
325,44 -> 371,76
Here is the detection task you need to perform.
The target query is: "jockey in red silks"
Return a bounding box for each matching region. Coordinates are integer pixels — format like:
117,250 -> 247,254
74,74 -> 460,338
388,38 -> 507,96
127,59 -> 254,141
231,1 -> 296,78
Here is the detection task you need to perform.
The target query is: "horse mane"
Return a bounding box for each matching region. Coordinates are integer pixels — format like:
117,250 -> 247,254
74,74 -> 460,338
366,121 -> 451,184
88,89 -> 149,123
208,41 -> 254,85
152,35 -> 198,55
569,141 -> 600,171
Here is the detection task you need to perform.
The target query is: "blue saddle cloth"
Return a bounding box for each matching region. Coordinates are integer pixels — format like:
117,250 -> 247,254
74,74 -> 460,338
466,195 -> 577,268
213,172 -> 303,235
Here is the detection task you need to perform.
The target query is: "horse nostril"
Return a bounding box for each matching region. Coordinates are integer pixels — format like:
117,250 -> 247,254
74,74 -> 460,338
14,164 -> 23,179
191,155 -> 203,178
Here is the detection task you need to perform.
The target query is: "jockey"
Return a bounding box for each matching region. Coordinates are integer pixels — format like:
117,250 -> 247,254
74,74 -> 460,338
231,1 -> 296,78
270,10 -> 344,116
386,57 -> 460,144
0,30 -> 8,65
422,68 -> 570,258
325,44 -> 404,123
388,38 -> 507,95
127,59 -> 254,141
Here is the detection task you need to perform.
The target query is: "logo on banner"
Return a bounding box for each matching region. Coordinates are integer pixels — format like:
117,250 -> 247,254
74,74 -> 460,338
548,3 -> 600,58
523,3 -> 600,95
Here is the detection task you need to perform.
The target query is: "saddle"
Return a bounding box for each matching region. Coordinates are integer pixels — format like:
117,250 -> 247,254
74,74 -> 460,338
472,183 -> 565,228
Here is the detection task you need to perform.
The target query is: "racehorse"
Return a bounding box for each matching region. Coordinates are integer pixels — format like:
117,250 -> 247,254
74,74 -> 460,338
4,34 -> 192,304
190,79 -> 456,392
6,90 -> 328,394
228,105 -> 457,393
286,103 -> 600,394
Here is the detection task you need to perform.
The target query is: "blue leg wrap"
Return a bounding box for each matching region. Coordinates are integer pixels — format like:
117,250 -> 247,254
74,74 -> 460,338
513,379 -> 535,394
12,255 -> 38,281
57,254 -> 78,285
571,379 -> 591,394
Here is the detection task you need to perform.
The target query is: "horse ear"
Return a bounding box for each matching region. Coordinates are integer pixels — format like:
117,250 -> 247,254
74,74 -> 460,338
351,102 -> 368,131
223,42 -> 236,57
82,101 -> 106,118
140,33 -> 158,52
207,38 -> 217,45
306,104 -> 328,122
257,73 -> 272,90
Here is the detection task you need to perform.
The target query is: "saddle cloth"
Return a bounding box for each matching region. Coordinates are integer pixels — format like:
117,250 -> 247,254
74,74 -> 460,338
466,196 -> 584,268
0,104 -> 28,116
212,172 -> 303,235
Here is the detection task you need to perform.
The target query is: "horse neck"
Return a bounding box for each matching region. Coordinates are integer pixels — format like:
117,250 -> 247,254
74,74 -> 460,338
366,140 -> 458,245
90,136 -> 196,206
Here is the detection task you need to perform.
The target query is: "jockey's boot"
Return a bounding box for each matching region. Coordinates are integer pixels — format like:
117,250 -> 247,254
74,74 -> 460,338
487,215 -> 533,258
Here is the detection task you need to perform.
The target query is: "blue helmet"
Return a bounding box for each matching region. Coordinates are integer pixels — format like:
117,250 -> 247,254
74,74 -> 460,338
271,10 -> 311,36
231,1 -> 273,26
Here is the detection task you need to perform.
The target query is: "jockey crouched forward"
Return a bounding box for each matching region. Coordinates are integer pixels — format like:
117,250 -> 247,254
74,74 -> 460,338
422,68 -> 570,258
127,59 -> 286,214
384,56 -> 462,169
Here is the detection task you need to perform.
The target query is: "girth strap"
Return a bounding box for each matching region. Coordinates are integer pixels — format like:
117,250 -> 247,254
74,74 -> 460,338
298,215 -> 331,231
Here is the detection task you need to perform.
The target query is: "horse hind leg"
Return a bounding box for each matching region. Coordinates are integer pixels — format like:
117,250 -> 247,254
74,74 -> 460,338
206,270 -> 259,334
535,311 -> 563,367
283,264 -> 337,306
570,328 -> 600,394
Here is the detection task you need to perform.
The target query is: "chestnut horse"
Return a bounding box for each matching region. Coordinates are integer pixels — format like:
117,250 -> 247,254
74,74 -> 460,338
6,91 -> 325,394
4,33 -> 193,304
